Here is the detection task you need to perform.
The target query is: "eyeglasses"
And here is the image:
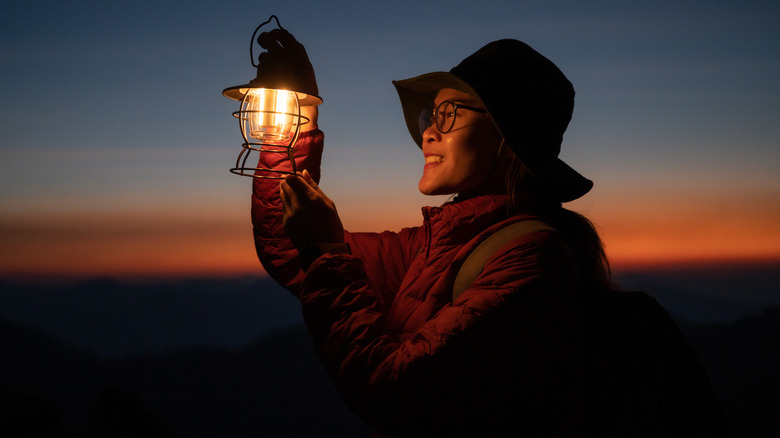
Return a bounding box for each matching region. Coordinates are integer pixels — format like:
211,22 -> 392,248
418,100 -> 488,137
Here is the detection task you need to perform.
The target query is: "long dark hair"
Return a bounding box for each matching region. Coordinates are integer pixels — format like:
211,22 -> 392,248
505,154 -> 613,291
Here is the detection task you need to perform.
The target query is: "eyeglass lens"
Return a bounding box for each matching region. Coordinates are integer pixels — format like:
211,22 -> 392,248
418,101 -> 457,137
418,107 -> 432,138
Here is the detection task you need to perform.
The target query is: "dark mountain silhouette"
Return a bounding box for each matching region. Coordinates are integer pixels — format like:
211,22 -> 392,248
0,319 -> 371,437
1,268 -> 779,436
614,262 -> 780,323
0,276 -> 303,357
2,309 -> 780,436
2,264 -> 778,358
680,307 -> 780,437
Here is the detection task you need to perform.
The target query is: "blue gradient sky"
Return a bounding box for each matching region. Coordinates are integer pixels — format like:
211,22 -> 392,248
1,0 -> 779,277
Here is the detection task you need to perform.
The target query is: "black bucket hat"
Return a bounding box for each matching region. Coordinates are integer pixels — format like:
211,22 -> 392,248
392,39 -> 592,202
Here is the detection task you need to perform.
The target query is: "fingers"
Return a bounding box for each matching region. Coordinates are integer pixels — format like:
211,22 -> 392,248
257,29 -> 283,50
301,168 -> 314,184
279,171 -> 344,247
274,28 -> 299,48
257,28 -> 299,51
280,171 -> 333,217
300,169 -> 325,197
254,27 -> 317,96
279,178 -> 293,216
282,172 -> 316,200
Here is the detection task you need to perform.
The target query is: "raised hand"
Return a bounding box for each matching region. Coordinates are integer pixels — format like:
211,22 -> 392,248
279,169 -> 344,249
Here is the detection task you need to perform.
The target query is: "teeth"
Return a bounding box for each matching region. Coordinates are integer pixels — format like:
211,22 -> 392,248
425,155 -> 443,164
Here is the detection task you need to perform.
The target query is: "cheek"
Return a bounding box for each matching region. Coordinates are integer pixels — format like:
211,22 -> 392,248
460,151 -> 495,186
456,130 -> 497,172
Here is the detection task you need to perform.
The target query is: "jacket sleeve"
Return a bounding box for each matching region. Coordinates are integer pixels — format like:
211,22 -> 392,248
298,231 -> 585,435
251,129 -> 324,293
251,130 -> 420,301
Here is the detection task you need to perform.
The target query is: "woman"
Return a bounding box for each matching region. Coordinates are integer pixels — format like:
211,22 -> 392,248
251,32 -> 723,437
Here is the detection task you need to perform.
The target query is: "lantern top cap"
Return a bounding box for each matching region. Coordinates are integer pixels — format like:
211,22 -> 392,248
222,15 -> 322,107
222,85 -> 322,106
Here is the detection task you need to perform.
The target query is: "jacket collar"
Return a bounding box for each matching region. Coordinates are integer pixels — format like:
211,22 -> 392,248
422,194 -> 511,246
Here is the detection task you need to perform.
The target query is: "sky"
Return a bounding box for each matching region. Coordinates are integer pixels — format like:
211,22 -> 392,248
1,0 -> 779,279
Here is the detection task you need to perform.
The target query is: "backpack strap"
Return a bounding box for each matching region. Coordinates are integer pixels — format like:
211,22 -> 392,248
452,220 -> 556,302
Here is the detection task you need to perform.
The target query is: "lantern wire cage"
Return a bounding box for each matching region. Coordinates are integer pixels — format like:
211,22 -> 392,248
230,92 -> 310,178
224,15 -> 318,179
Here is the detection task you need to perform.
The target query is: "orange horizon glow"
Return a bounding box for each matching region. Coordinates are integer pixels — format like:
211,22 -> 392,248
0,211 -> 261,282
2,194 -> 780,281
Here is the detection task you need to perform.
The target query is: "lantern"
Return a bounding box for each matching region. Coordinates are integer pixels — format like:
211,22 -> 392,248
222,16 -> 322,178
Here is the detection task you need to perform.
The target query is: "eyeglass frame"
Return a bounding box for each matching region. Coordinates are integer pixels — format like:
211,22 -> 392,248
418,100 -> 488,137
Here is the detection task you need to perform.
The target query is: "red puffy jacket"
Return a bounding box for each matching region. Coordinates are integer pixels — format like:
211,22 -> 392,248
252,130 -> 586,436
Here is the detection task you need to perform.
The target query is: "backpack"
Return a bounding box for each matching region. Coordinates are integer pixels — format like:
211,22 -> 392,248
454,220 -> 729,436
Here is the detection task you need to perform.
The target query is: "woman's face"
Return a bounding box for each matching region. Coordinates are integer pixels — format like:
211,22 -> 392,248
418,88 -> 505,197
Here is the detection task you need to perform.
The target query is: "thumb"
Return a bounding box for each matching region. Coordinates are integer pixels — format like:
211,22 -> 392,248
301,169 -> 322,194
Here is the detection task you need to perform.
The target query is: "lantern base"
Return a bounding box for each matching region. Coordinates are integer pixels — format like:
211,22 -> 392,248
228,109 -> 313,178
230,167 -> 295,179
230,142 -> 298,179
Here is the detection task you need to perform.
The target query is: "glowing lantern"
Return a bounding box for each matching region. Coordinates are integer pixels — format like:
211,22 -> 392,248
222,16 -> 322,178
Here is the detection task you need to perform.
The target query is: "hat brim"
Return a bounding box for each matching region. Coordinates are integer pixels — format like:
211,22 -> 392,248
393,72 -> 592,203
393,72 -> 478,148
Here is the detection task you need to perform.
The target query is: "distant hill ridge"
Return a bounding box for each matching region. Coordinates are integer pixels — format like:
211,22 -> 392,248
2,304 -> 779,436
0,276 -> 302,357
0,318 -> 370,437
1,265 -> 779,357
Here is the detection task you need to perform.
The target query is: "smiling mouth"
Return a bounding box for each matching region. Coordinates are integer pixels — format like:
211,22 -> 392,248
425,155 -> 444,164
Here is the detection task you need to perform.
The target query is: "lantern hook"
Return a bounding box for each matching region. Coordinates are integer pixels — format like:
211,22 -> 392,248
251,15 -> 286,68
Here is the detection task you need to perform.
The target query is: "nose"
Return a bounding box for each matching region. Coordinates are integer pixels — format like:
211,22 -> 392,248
422,123 -> 440,144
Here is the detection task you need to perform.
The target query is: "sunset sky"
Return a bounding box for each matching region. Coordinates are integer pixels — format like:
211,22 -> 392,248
1,0 -> 779,279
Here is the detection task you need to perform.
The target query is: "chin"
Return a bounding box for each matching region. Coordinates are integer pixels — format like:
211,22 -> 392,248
419,187 -> 454,197
418,182 -> 443,196
420,177 -> 466,196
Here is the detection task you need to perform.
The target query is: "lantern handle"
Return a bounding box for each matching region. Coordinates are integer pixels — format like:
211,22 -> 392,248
251,15 -> 286,68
